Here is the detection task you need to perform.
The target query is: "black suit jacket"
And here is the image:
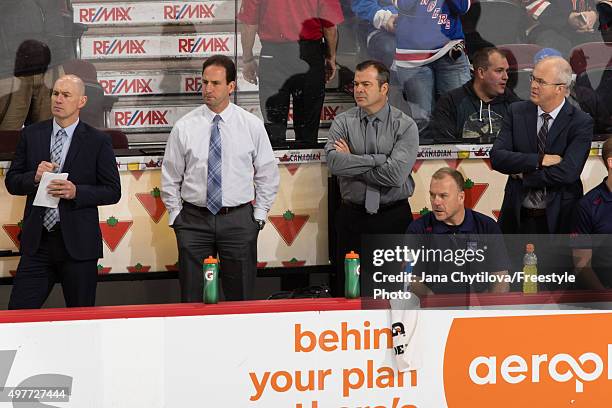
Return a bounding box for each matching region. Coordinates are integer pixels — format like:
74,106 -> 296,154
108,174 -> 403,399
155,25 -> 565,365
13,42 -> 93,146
490,99 -> 593,234
5,119 -> 121,260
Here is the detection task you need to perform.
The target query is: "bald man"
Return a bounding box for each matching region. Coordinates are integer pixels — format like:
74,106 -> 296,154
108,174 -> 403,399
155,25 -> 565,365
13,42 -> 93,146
5,74 -> 121,309
491,57 -> 593,235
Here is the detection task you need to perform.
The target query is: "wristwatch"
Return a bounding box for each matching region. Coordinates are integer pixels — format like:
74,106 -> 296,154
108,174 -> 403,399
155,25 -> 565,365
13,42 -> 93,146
255,219 -> 266,230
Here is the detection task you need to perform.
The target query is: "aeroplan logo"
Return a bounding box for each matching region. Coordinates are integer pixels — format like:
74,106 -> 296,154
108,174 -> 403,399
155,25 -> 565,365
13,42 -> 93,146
443,313 -> 612,407
469,346 -> 612,392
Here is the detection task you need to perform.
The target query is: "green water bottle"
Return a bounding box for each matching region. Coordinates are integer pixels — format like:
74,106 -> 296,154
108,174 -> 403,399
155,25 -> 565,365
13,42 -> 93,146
345,251 -> 360,299
522,244 -> 538,294
203,256 -> 219,304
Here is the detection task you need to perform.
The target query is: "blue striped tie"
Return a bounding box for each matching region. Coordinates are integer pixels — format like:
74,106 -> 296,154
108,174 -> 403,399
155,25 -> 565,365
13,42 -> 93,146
43,129 -> 67,231
206,115 -> 223,214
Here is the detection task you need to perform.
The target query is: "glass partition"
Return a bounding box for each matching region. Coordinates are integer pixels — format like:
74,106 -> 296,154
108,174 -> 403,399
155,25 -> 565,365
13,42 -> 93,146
0,0 -> 609,148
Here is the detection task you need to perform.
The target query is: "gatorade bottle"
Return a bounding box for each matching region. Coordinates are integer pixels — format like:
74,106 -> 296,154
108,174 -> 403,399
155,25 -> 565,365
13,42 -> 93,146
345,251 -> 360,299
203,256 -> 219,304
522,244 -> 538,294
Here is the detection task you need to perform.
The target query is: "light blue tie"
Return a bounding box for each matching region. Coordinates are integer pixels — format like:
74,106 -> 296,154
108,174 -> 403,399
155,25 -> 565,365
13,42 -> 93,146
206,115 -> 223,214
43,129 -> 67,231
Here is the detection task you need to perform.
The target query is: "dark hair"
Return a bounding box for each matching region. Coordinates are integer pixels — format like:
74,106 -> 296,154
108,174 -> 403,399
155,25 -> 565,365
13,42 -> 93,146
202,55 -> 236,84
432,167 -> 465,191
472,47 -> 505,72
355,60 -> 390,86
603,136 -> 612,167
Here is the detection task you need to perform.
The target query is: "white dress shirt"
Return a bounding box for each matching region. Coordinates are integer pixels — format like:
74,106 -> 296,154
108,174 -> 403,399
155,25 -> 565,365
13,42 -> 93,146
51,118 -> 79,172
537,98 -> 565,134
49,118 -> 79,223
161,102 -> 279,225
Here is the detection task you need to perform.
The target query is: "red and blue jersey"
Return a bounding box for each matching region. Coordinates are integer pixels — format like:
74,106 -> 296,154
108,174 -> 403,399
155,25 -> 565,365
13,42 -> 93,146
394,0 -> 470,67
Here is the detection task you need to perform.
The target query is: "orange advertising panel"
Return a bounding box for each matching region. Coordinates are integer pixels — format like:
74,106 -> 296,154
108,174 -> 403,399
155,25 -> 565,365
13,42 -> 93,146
444,313 -> 612,407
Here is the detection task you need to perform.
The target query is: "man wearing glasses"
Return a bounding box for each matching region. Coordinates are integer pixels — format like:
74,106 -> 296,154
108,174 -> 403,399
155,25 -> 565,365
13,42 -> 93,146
490,56 -> 593,235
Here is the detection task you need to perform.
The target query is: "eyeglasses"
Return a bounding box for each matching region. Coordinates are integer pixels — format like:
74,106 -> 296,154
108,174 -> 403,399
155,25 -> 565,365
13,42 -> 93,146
530,75 -> 566,87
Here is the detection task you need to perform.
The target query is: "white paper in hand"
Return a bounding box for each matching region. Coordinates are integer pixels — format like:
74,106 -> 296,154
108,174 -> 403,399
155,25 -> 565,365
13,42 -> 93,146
33,172 -> 69,208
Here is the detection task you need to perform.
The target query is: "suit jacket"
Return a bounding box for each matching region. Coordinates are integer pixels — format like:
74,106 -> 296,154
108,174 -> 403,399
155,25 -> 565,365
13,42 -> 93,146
490,99 -> 593,234
5,119 -> 121,260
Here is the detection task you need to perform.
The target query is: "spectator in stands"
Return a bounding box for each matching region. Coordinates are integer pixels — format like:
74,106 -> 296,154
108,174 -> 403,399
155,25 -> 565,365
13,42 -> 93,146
161,56 -> 279,302
536,47 -> 612,136
5,74 -> 121,309
490,56 -> 593,234
572,136 -> 612,289
239,0 -> 343,147
0,0 -> 79,130
325,60 -> 418,296
524,0 -> 600,56
430,47 -> 521,142
406,167 -> 509,294
352,0 -> 398,68
394,0 -> 472,130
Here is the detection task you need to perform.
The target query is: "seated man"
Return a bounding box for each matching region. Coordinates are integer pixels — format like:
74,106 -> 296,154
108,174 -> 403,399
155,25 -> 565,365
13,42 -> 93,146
524,0 -> 600,55
572,137 -> 612,289
406,167 -> 509,295
430,47 -> 520,142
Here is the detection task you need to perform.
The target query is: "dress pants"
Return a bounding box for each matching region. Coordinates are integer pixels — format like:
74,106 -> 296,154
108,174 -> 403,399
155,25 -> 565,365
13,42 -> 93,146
9,227 -> 98,309
334,201 -> 413,296
172,202 -> 259,302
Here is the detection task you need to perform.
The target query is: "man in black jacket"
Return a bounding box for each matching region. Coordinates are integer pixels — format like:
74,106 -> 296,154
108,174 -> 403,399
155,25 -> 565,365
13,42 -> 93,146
5,74 -> 121,309
490,56 -> 593,235
430,47 -> 521,143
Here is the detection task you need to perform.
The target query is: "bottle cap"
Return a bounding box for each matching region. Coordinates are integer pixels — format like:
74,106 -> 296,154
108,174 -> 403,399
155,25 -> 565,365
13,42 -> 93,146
203,256 -> 219,264
345,251 -> 360,259
526,243 -> 535,253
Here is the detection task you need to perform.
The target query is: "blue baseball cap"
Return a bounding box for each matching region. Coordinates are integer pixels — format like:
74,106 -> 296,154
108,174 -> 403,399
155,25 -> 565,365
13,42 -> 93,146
534,48 -> 563,64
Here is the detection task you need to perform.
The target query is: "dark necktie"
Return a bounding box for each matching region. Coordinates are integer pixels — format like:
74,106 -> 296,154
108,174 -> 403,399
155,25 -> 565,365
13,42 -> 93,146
364,117 -> 380,214
43,129 -> 67,231
538,113 -> 552,155
206,115 -> 223,215
526,113 -> 552,208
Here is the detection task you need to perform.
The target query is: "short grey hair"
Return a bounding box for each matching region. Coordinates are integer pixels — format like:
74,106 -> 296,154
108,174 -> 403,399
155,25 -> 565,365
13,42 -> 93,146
536,56 -> 573,88
56,74 -> 86,96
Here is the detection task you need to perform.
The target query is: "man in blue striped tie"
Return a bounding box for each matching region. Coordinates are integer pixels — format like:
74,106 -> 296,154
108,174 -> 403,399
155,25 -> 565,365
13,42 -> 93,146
162,55 -> 280,302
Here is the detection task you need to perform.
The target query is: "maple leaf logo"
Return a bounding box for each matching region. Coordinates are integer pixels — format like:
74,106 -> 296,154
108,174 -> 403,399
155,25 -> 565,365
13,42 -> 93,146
107,216 -> 119,227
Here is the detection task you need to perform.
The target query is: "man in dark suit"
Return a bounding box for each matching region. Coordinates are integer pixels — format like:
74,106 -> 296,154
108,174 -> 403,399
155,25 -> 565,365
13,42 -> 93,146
490,56 -> 593,235
5,74 -> 121,309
